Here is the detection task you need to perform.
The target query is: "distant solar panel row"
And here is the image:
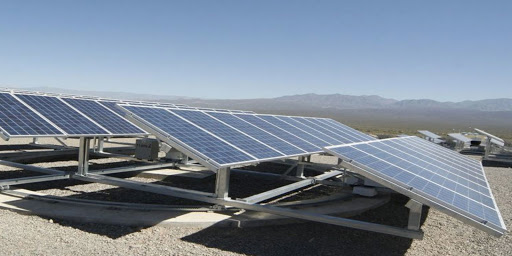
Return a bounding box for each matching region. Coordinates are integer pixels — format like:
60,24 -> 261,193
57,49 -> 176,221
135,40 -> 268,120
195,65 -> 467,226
325,136 -> 506,236
0,92 -> 147,138
120,105 -> 375,168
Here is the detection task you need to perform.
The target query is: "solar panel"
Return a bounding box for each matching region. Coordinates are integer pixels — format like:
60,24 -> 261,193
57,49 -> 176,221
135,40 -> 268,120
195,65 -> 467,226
316,118 -> 376,141
288,117 -> 353,144
62,98 -> 146,135
234,114 -> 321,152
0,93 -> 64,137
205,112 -> 307,156
274,116 -> 342,145
475,128 -> 506,147
256,115 -> 330,147
16,94 -> 110,135
122,106 -> 255,166
301,117 -> 370,143
448,133 -> 472,143
325,136 -> 506,236
418,130 -> 442,139
168,109 -> 284,160
98,101 -> 126,116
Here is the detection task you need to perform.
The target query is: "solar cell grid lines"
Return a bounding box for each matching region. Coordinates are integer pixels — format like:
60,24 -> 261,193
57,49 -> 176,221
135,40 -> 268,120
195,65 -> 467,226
325,136 -> 506,236
97,101 -> 127,117
16,94 -> 109,135
62,98 -> 145,135
233,114 -> 322,153
205,111 -> 307,156
169,109 -> 284,159
316,118 -> 375,142
274,116 -> 342,145
256,115 -> 330,147
300,117 -> 364,143
0,93 -> 64,137
122,106 -> 255,166
289,117 -> 353,144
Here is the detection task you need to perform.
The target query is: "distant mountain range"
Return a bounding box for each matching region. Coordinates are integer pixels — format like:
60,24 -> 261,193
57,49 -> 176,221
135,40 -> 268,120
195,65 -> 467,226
14,87 -> 511,112
8,87 -> 512,138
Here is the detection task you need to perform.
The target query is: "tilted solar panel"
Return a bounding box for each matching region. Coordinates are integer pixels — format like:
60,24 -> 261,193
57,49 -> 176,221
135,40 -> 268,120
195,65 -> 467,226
448,133 -> 472,143
16,94 -> 109,135
325,136 -> 506,236
169,109 -> 284,160
98,101 -> 126,117
293,117 -> 354,144
319,118 -> 376,141
206,112 -> 306,156
62,98 -> 146,135
0,93 -> 64,137
257,115 -> 330,147
233,114 -> 321,152
122,106 -> 255,166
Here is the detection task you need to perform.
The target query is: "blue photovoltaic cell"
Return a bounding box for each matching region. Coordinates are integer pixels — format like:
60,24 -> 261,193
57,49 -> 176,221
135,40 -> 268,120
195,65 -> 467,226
290,117 -> 355,144
63,98 -> 146,135
256,115 -> 330,147
169,110 -> 283,159
0,93 -> 63,136
122,106 -> 254,165
274,116 -> 342,145
16,95 -> 109,135
206,112 -> 306,156
317,118 -> 375,141
325,136 -> 506,235
98,101 -> 126,116
301,117 -> 367,143
234,114 -> 321,152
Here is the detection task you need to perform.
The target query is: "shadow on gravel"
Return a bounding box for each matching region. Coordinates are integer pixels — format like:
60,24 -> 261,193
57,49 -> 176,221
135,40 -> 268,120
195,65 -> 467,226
182,194 -> 430,256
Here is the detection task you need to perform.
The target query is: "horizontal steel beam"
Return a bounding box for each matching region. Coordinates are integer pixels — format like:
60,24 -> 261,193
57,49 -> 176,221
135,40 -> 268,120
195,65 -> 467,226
0,174 -> 70,187
90,162 -> 177,175
242,170 -> 343,204
0,160 -> 66,175
73,173 -> 215,200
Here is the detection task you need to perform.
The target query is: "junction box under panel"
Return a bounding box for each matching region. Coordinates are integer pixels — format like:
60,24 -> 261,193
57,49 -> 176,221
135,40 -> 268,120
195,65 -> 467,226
135,138 -> 159,161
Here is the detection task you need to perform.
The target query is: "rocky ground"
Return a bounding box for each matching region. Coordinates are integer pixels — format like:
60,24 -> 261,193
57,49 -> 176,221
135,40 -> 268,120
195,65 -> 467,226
0,138 -> 510,255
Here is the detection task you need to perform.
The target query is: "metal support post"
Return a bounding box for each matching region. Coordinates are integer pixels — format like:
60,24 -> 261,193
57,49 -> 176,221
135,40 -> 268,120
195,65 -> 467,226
77,137 -> 91,176
296,156 -> 305,178
97,137 -> 104,153
484,137 -> 491,159
215,167 -> 231,199
31,137 -> 39,144
405,199 -> 423,230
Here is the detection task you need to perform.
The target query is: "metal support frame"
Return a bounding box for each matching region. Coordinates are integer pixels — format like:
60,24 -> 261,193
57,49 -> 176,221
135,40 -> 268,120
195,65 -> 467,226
77,137 -> 91,176
55,137 -> 69,147
405,199 -> 423,231
31,137 -> 39,144
242,170 -> 342,204
484,137 -> 492,159
96,137 -> 104,152
296,156 -> 306,178
70,172 -> 423,239
215,167 -> 231,199
0,138 -> 425,239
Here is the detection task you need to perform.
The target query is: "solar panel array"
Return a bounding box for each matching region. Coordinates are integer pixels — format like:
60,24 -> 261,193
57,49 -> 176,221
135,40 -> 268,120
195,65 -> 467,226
325,136 -> 506,236
0,92 -> 147,138
119,105 -> 376,169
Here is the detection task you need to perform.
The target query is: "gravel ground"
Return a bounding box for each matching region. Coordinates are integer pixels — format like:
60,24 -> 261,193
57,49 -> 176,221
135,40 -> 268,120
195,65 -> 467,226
0,138 -> 511,255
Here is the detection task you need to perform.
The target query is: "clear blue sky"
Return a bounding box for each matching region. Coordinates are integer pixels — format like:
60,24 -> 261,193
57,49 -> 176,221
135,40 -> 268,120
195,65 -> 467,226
1,1 -> 511,101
